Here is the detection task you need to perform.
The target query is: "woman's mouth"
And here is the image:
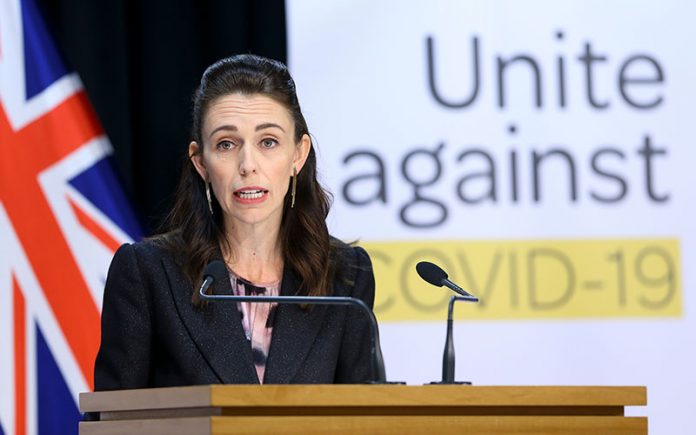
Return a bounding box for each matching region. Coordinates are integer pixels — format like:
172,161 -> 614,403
233,187 -> 269,204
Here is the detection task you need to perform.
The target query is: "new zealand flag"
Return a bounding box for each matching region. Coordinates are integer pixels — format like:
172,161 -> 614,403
0,0 -> 141,434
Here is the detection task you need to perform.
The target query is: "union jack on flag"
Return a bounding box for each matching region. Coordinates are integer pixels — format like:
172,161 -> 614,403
0,0 -> 141,434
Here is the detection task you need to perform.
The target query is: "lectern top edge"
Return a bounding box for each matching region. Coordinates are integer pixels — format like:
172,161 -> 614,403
79,385 -> 647,413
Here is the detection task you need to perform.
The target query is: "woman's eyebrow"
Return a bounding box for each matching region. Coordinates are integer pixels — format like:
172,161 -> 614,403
208,125 -> 237,138
256,122 -> 285,132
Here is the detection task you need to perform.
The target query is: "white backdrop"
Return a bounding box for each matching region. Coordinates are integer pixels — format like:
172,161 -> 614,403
287,1 -> 695,433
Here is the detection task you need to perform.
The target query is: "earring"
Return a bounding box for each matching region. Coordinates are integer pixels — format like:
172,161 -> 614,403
206,182 -> 214,215
291,167 -> 297,208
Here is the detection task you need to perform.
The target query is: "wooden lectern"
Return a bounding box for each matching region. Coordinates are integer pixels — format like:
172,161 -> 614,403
79,385 -> 647,434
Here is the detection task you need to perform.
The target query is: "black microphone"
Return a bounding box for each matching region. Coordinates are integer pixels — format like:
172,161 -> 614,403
416,261 -> 478,302
199,261 -> 228,295
416,261 -> 479,384
199,260 -> 390,384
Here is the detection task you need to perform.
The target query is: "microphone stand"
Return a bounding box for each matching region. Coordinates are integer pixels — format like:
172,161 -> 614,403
430,295 -> 478,385
199,287 -> 392,384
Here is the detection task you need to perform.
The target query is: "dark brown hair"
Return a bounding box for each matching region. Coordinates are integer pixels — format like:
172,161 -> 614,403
161,54 -> 334,303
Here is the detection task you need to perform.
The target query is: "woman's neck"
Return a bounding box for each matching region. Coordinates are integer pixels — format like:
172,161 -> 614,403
222,221 -> 283,284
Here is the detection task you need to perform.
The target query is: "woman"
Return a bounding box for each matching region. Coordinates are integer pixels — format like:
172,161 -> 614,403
94,54 -> 377,389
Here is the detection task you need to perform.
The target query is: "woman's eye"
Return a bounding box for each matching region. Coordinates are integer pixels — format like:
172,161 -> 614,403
261,138 -> 278,149
216,140 -> 234,151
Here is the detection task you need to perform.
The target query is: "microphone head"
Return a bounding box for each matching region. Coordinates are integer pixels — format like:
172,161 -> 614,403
203,260 -> 227,281
416,261 -> 448,287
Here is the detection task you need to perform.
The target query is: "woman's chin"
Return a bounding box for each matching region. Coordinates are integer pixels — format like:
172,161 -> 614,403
224,209 -> 283,229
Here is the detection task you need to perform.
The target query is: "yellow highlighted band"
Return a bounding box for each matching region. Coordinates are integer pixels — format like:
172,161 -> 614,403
362,238 -> 681,321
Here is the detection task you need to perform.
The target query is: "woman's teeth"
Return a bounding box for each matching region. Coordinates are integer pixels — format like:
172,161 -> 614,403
237,190 -> 265,199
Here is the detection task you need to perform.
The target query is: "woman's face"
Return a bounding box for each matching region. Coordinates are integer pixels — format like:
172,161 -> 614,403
190,93 -> 310,230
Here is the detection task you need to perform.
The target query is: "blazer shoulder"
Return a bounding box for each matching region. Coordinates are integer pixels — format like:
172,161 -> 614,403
329,237 -> 374,301
330,237 -> 372,270
119,235 -> 176,260
108,236 -> 178,282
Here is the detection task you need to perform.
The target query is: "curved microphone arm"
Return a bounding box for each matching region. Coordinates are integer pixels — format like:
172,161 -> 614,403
199,287 -> 388,384
442,295 -> 478,384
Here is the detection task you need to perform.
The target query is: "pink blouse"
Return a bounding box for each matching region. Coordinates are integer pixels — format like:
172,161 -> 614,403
229,271 -> 280,383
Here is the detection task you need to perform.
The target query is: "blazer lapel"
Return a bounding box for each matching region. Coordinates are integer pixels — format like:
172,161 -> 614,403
161,255 -> 259,384
263,266 -> 328,384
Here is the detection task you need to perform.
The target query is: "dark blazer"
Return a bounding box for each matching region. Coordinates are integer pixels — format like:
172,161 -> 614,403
94,238 -> 376,390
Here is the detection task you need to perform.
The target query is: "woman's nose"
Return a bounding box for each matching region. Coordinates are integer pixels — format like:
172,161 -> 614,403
238,144 -> 258,175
